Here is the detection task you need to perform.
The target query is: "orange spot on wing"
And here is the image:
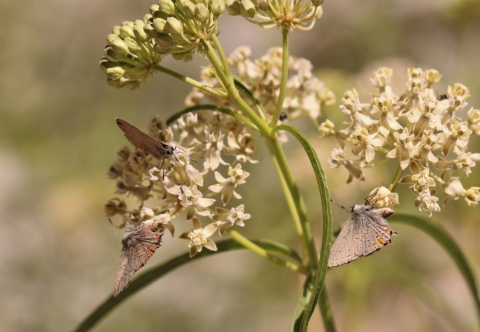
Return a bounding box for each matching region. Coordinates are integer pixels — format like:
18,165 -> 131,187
150,246 -> 157,252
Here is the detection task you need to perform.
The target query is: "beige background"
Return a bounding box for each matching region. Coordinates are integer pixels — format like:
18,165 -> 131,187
1,0 -> 479,331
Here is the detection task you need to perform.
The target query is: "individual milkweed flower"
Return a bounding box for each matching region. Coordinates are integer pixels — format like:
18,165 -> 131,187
414,191 -> 441,217
168,184 -> 214,219
225,132 -> 259,164
339,89 -> 373,130
368,186 -> 399,209
370,93 -> 402,137
416,129 -> 441,165
442,177 -> 480,207
226,0 -> 323,30
436,152 -> 480,177
399,167 -> 436,195
204,131 -> 228,171
441,119 -> 472,155
386,127 -> 419,170
179,218 -> 219,257
327,148 -> 365,184
212,204 -> 251,235
318,119 -> 335,138
99,18 -> 163,89
349,126 -> 386,163
209,164 -> 250,205
465,107 -> 480,135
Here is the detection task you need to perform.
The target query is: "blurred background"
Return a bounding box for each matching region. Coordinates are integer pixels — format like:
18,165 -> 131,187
1,0 -> 480,331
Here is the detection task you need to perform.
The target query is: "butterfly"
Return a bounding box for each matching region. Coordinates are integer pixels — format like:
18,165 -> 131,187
114,220 -> 164,296
116,118 -> 177,171
328,200 -> 397,267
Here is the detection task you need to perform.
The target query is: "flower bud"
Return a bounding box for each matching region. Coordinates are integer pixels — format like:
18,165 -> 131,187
180,0 -> 196,18
166,17 -> 184,36
195,3 -> 209,22
106,67 -> 125,80
159,0 -> 175,15
311,0 -> 324,6
211,0 -> 225,16
150,4 -> 160,15
155,34 -> 174,47
153,17 -> 167,33
120,25 -> 135,39
133,20 -> 148,42
225,0 -> 241,15
256,0 -> 268,11
107,35 -> 129,54
240,0 -> 256,18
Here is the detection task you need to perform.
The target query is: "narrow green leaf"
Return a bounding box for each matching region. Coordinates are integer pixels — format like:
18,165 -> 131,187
165,104 -> 256,129
272,124 -> 335,332
74,238 -> 301,332
390,213 -> 480,325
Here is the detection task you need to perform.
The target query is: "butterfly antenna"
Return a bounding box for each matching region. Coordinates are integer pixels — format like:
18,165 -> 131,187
330,199 -> 350,213
108,219 -> 120,240
174,146 -> 197,163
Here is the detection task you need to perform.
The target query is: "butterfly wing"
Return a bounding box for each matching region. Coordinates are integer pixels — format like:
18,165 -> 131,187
328,215 -> 357,267
352,209 -> 396,260
116,118 -> 167,160
114,226 -> 163,296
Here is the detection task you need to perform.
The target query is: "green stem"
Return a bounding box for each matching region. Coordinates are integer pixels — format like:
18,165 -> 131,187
228,230 -> 306,273
270,27 -> 290,127
267,139 -> 317,269
203,41 -> 271,136
153,64 -> 227,99
389,164 -> 404,192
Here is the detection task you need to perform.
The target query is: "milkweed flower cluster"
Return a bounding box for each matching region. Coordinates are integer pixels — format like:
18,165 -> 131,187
106,114 -> 252,256
99,18 -> 163,89
322,67 -> 480,216
186,46 -> 335,125
226,0 -> 323,30
145,0 -> 225,60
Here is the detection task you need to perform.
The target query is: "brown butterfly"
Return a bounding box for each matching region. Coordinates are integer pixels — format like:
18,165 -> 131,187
116,118 -> 177,171
114,220 -> 164,296
328,199 -> 397,267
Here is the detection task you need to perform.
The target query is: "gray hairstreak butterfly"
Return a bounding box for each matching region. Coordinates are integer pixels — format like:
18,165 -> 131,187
116,118 -> 195,177
114,220 -> 164,296
328,199 -> 397,267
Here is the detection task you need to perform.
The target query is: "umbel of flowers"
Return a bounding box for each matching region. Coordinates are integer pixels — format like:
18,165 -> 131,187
322,67 -> 480,216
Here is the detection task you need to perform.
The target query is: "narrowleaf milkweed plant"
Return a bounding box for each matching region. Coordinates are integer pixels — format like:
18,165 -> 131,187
78,0 -> 480,331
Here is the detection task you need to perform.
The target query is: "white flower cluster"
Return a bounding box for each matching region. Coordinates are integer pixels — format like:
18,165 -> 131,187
322,67 -> 480,216
106,114 -> 252,256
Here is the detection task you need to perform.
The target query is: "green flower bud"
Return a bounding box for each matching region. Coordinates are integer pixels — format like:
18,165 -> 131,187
106,66 -> 126,80
107,34 -> 129,54
123,37 -> 141,52
150,4 -> 160,15
104,47 -> 124,62
153,43 -> 172,55
194,3 -> 209,23
179,0 -> 196,18
133,20 -> 148,42
112,26 -> 121,36
120,25 -> 135,39
159,0 -> 175,15
155,34 -> 174,47
211,0 -> 225,16
225,0 -> 241,15
166,17 -> 184,36
240,0 -> 256,18
153,17 -> 167,33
